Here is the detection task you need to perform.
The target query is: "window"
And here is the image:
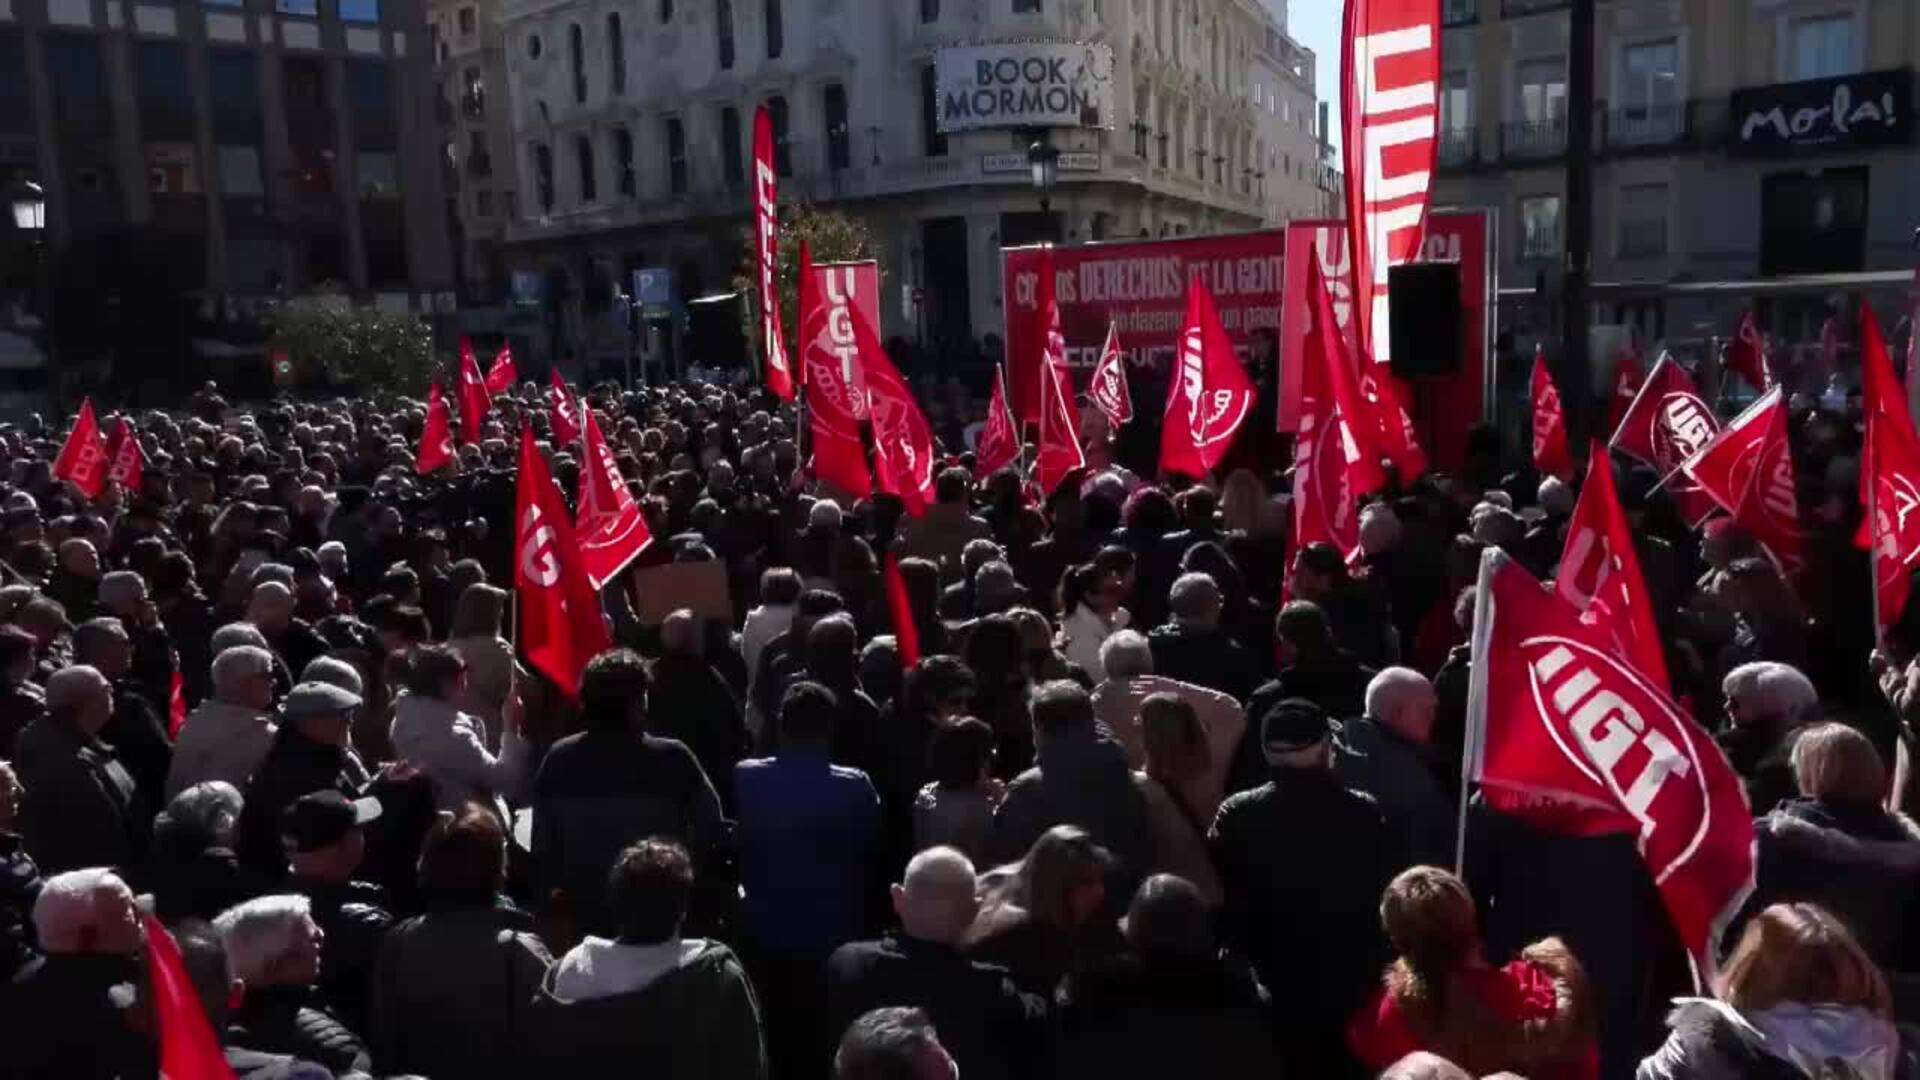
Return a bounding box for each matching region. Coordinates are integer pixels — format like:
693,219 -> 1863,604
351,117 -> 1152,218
218,146 -> 264,196
277,0 -> 318,16
476,188 -> 492,216
1618,38 -> 1680,142
823,83 -> 850,170
1761,166 -> 1868,276
666,118 -> 687,193
458,6 -> 475,36
466,130 -> 490,176
608,13 -> 625,95
347,60 -> 394,150
568,23 -> 585,104
532,145 -> 553,212
0,32 -> 29,138
1013,0 -> 1040,11
717,0 -> 734,69
1516,58 -> 1566,125
1440,69 -> 1470,133
1790,14 -> 1854,80
575,133 -> 596,202
721,106 -> 745,188
659,0 -> 672,23
766,96 -> 790,177
338,0 -> 379,24
1617,182 -> 1669,257
46,35 -> 111,139
1521,195 -> 1561,260
461,67 -> 484,118
356,150 -> 399,196
764,0 -> 782,59
137,41 -> 194,141
527,33 -> 542,59
920,0 -> 938,21
614,127 -> 635,196
209,49 -> 261,143
920,65 -> 947,157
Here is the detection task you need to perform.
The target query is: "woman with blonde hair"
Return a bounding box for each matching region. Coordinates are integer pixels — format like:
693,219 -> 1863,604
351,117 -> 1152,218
1638,902 -> 1917,1078
1349,865 -> 1597,1079
967,825 -> 1125,998
1133,694 -> 1223,907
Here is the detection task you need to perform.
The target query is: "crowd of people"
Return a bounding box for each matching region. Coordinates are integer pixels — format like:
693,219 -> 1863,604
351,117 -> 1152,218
1,373 -> 1919,1079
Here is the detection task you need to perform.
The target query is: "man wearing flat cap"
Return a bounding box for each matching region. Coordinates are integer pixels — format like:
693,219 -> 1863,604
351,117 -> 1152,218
239,680 -> 370,876
1208,697 -> 1399,1076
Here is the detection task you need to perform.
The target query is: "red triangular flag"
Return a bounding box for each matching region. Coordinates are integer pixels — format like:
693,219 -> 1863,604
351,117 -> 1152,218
1356,364 -> 1427,481
856,306 -> 935,516
105,416 -> 145,493
1291,253 -> 1380,558
1858,303 -> 1920,635
974,367 -> 1021,482
576,406 -> 654,589
143,913 -> 239,1080
548,372 -> 583,445
1725,309 -> 1772,391
1032,250 -> 1085,496
883,552 -> 921,669
416,384 -> 455,475
1681,386 -> 1784,516
53,399 -> 110,499
168,669 -> 188,738
1681,388 -> 1802,574
514,425 -> 611,698
1467,548 -> 1754,975
1608,352 -> 1722,528
456,344 -> 489,444
1607,345 -> 1646,434
1088,321 -> 1133,426
754,103 -> 795,401
483,344 -> 518,396
1530,346 -> 1573,481
1557,444 -> 1671,690
1159,280 -> 1254,479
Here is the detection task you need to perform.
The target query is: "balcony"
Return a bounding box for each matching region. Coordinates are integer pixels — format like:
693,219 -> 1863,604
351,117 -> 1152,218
1436,128 -> 1478,168
1501,118 -> 1567,160
1502,0 -> 1567,13
1442,0 -> 1477,25
1618,218 -> 1668,259
1603,103 -> 1687,149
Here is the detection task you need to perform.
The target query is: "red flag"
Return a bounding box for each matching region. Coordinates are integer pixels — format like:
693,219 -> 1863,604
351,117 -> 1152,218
1467,548 -> 1754,973
576,406 -> 653,589
167,669 -> 187,738
143,913 -> 239,1080
548,371 -> 583,445
753,104 -> 794,401
1357,365 -> 1427,481
1684,388 -> 1802,573
883,552 -> 921,669
1088,321 -> 1133,426
53,398 -> 110,499
974,367 -> 1021,482
1608,352 -> 1722,528
1032,250 -> 1085,496
856,306 -> 935,516
1858,304 -> 1920,635
1607,346 -> 1646,434
799,246 -> 874,499
1291,255 -> 1381,556
1530,347 -> 1573,481
105,416 -> 145,493
1725,309 -> 1772,391
514,425 -> 611,698
1159,280 -> 1254,478
1681,386 -> 1783,516
483,344 -> 518,396
1342,0 -> 1440,370
1557,445 -> 1671,690
416,384 -> 455,475
456,344 -> 489,444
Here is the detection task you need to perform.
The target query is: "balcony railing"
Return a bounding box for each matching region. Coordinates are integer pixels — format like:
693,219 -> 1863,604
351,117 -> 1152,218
1502,118 -> 1567,159
1436,128 -> 1478,168
1604,103 -> 1687,148
1442,0 -> 1477,25
1618,218 -> 1668,259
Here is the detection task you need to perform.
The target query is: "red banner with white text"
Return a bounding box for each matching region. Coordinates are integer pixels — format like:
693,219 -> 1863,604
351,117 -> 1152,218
799,259 -> 882,498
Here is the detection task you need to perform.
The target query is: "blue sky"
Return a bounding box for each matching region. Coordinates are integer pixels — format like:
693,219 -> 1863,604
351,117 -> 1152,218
1291,0 -> 1343,150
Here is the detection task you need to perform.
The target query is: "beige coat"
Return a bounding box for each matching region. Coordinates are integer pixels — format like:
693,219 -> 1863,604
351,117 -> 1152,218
449,634 -> 515,749
1092,674 -> 1245,818
1136,774 -> 1224,908
390,692 -> 529,811
166,699 -> 276,799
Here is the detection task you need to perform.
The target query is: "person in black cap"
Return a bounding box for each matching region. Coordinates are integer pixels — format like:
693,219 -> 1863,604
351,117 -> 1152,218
281,789 -> 393,1030
1208,697 -> 1397,1077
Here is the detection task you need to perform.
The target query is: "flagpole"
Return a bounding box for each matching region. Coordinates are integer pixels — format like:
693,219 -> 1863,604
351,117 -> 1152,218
1456,548 -> 1501,881
1869,420 -> 1885,646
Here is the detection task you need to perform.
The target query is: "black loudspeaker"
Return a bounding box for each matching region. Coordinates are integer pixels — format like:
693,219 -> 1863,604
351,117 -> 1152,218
1388,262 -> 1463,379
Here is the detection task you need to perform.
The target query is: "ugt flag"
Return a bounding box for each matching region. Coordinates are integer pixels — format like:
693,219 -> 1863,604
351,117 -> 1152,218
514,425 -> 610,698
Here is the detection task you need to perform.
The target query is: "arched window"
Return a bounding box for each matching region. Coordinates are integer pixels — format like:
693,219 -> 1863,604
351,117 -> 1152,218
764,0 -> 782,59
575,133 -> 596,202
607,12 -> 624,95
568,23 -> 585,103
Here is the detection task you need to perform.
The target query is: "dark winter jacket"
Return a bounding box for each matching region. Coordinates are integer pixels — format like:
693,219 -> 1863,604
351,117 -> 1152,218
2,951 -> 157,1079
965,911 -> 1127,1001
989,730 -> 1151,889
0,832 -> 42,980
647,653 -> 752,809
13,714 -> 146,873
228,983 -> 371,1077
291,875 -> 392,1031
0,676 -> 46,756
823,934 -> 1046,1080
1745,799 -> 1920,968
1334,715 -> 1455,871
527,937 -> 766,1080
100,675 -> 172,813
1232,657 -> 1377,797
239,727 -> 366,875
1145,623 -> 1259,704
141,839 -> 269,923
1053,950 -> 1281,1080
1637,998 -> 1920,1079
370,897 -> 553,1080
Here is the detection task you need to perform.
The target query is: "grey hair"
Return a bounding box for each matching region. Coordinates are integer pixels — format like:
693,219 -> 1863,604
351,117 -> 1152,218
1365,667 -> 1433,722
45,665 -> 108,713
165,780 -> 244,847
212,645 -> 275,699
31,869 -> 131,954
214,894 -> 313,985
97,571 -> 147,613
1723,661 -> 1819,727
1098,630 -> 1154,680
210,622 -> 270,654
300,656 -> 364,697
1167,572 -> 1221,622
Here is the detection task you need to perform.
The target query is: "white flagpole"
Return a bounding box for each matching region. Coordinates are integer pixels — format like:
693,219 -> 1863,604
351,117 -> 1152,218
1456,547 -> 1503,880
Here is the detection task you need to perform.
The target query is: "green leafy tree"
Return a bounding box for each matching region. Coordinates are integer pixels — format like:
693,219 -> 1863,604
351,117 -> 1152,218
733,203 -> 880,351
266,299 -> 434,396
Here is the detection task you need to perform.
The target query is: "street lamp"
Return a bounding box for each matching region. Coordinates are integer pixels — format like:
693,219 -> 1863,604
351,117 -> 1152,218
8,180 -> 44,233
1027,139 -> 1059,216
